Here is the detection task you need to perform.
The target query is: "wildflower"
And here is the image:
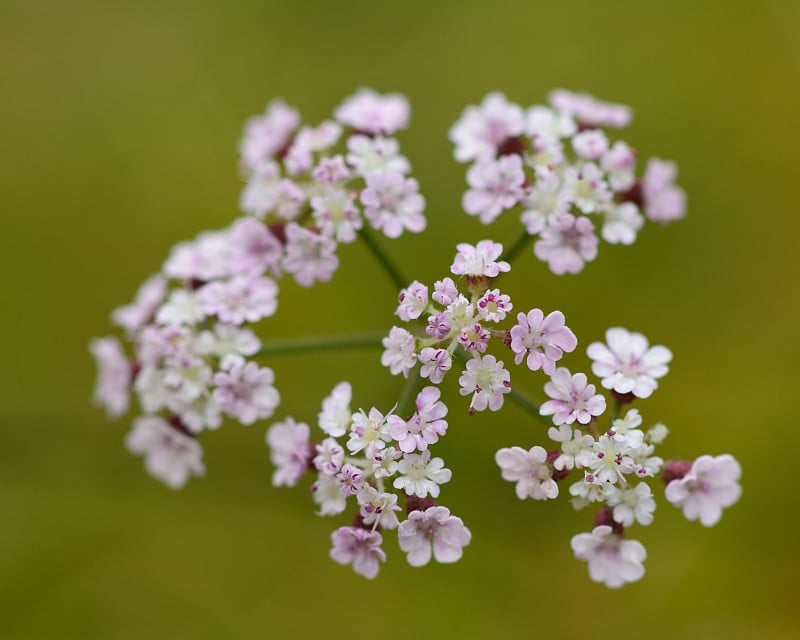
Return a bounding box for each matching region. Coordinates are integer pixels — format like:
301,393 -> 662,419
509,309 -> 577,374
125,416 -> 205,489
571,525 -> 646,588
587,327 -> 672,399
90,337 -> 131,419
665,454 -> 742,526
540,367 -> 606,425
398,506 -> 472,566
458,354 -> 511,412
266,417 -> 312,488
495,445 -> 558,500
329,526 -> 386,579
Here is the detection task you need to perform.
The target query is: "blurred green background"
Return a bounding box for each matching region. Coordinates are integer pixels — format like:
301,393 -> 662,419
1,0 -> 799,638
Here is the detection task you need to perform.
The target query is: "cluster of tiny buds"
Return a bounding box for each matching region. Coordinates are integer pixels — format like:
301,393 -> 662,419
495,327 -> 741,588
383,239 -> 577,414
266,382 -> 471,578
449,89 -> 686,274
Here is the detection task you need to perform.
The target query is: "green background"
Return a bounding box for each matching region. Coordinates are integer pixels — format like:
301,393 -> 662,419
2,1 -> 798,638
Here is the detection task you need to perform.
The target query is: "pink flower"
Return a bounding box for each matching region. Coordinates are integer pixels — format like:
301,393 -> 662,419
282,223 -> 339,287
587,327 -> 672,399
311,187 -> 362,243
495,445 -> 558,500
450,240 -> 510,278
329,526 -> 386,579
313,437 -> 345,475
227,217 -> 283,277
540,367 -> 607,425
548,89 -> 632,128
396,280 -> 429,321
462,155 -> 526,224
571,526 -> 646,588
213,362 -> 280,425
432,277 -> 458,305
125,416 -> 205,489
458,354 -> 511,412
387,386 -> 448,453
509,309 -> 577,375
572,129 -> 609,160
312,155 -> 351,184
239,99 -> 300,172
533,213 -> 599,275
642,158 -> 687,222
266,417 -> 311,487
360,171 -> 426,238
334,88 -> 409,135
90,337 -> 131,419
476,289 -> 512,323
111,274 -> 167,334
398,506 -> 472,566
665,454 -> 742,526
449,92 -> 525,162
200,275 -> 278,325
418,348 -> 452,384
381,326 -> 416,377
457,323 -> 491,353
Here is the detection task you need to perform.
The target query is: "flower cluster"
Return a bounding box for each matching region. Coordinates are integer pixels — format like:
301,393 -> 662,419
450,90 -> 686,274
383,239 -> 577,413
91,89 -> 430,488
90,239 -> 282,487
240,87 -> 426,287
266,382 -> 471,578
91,87 -> 741,587
496,327 -> 741,588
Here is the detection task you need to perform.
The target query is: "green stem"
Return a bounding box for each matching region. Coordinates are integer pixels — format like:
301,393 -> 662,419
255,332 -> 384,357
358,226 -> 408,291
396,366 -> 421,417
500,229 -> 532,267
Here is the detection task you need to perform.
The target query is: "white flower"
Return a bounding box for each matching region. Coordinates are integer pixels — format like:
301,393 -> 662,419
665,454 -> 742,526
357,487 -> 401,530
589,435 -> 635,485
125,416 -> 205,489
606,482 -> 656,527
495,445 -> 558,500
347,407 -> 392,454
547,425 -> 595,471
571,525 -> 646,588
311,473 -> 347,516
602,202 -> 644,245
520,171 -> 572,234
458,354 -> 511,413
156,289 -> 206,326
318,381 -> 352,438
587,327 -> 672,399
393,450 -> 452,498
346,135 -> 410,176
